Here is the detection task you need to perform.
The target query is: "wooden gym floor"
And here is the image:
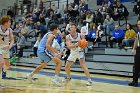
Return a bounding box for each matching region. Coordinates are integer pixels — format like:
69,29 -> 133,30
0,66 -> 140,93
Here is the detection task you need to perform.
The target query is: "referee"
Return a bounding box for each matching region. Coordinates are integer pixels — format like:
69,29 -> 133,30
129,20 -> 140,87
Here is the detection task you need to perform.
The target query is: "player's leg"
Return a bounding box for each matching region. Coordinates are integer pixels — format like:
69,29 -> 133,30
79,52 -> 93,86
65,61 -> 73,80
2,51 -> 10,79
0,55 -> 4,87
27,52 -> 49,83
79,58 -> 93,86
51,57 -> 62,76
51,57 -> 62,86
65,54 -> 76,80
27,62 -> 47,83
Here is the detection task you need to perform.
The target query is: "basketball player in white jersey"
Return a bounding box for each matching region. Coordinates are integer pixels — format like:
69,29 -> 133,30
0,16 -> 14,87
65,24 -> 93,86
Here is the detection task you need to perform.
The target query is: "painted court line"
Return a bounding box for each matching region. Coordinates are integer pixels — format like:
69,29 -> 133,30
10,68 -> 140,87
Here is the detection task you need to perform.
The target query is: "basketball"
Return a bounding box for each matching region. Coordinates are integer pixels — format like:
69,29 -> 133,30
78,39 -> 88,48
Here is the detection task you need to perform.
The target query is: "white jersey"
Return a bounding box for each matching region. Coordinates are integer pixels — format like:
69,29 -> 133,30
68,33 -> 83,54
0,25 -> 10,49
67,33 -> 85,62
0,25 -> 11,58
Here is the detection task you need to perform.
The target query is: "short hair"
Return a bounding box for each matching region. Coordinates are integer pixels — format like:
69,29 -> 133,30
71,23 -> 77,28
50,23 -> 58,31
0,16 -> 10,25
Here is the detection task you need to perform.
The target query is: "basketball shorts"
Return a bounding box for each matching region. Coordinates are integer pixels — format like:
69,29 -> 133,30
0,49 -> 10,59
67,51 -> 85,62
37,50 -> 54,63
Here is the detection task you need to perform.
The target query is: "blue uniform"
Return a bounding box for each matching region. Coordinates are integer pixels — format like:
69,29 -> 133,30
37,32 -> 54,63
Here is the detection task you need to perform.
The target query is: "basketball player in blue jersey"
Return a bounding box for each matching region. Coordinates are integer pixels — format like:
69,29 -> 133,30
27,24 -> 62,86
0,16 -> 14,87
65,24 -> 93,86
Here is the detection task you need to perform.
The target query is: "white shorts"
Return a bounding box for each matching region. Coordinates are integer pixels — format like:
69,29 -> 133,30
0,49 -> 10,59
67,51 -> 85,62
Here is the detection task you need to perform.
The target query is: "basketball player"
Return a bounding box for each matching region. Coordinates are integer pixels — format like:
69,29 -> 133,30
27,24 -> 62,86
65,24 -> 93,86
0,16 -> 14,86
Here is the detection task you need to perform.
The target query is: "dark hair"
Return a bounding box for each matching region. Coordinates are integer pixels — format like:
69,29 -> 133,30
127,23 -> 133,30
50,23 -> 58,31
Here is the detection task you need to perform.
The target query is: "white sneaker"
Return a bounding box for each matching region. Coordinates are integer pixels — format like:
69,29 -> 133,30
26,74 -> 32,83
86,80 -> 93,86
52,78 -> 62,87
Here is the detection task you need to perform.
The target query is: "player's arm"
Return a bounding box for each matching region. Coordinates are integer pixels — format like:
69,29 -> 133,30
46,34 -> 57,55
9,28 -> 14,50
66,35 -> 78,49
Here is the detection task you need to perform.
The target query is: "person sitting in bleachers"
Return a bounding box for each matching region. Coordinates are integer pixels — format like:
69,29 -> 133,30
86,23 -> 101,48
113,0 -> 129,20
85,11 -> 93,23
80,0 -> 89,12
103,14 -> 114,35
101,3 -> 114,18
93,10 -> 104,25
33,34 -> 42,57
66,19 -> 72,34
109,24 -> 124,48
80,22 -> 88,36
121,23 -> 136,49
133,0 -> 140,15
13,23 -> 21,35
35,21 -> 47,36
17,32 -> 26,57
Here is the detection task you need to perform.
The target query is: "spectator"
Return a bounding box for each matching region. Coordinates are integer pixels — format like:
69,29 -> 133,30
21,25 -> 29,36
102,3 -> 113,18
80,0 -> 88,12
35,21 -> 47,36
109,24 -> 124,48
86,11 -> 93,23
39,14 -> 46,25
93,10 -> 104,25
133,0 -> 140,15
121,23 -> 136,48
13,23 -> 20,35
86,23 -> 100,48
17,32 -> 26,57
113,1 -> 129,20
80,22 -> 88,36
33,34 -> 42,57
103,14 -> 114,35
7,7 -> 14,19
66,19 -> 72,33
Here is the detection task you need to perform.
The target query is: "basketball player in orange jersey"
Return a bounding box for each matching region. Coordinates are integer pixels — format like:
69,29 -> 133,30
0,16 -> 14,87
65,24 -> 93,86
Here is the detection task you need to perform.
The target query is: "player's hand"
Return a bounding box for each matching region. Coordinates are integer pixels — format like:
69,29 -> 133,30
54,53 -> 59,58
75,42 -> 78,47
